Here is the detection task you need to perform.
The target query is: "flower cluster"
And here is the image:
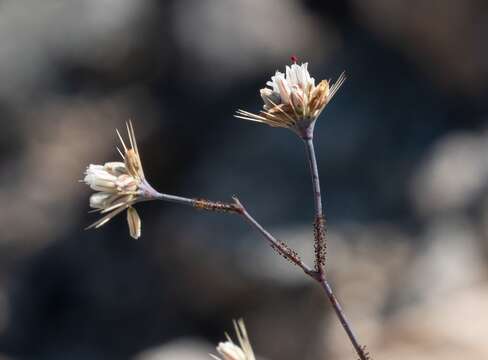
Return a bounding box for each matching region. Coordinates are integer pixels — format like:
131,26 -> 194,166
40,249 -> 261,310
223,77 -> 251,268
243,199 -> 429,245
211,319 -> 256,360
83,121 -> 155,239
235,62 -> 345,137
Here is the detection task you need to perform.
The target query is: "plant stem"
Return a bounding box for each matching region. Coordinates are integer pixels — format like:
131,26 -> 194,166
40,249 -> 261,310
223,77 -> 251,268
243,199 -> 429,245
304,137 -> 323,217
303,136 -> 369,359
232,197 -> 316,277
152,191 -> 313,276
151,192 -> 369,359
304,137 -> 327,276
320,279 -> 368,360
234,197 -> 369,360
153,192 -> 195,207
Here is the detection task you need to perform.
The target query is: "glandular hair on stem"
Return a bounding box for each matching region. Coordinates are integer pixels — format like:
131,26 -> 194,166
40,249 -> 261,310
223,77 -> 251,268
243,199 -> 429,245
313,215 -> 327,273
193,198 -> 239,213
358,345 -> 372,360
270,240 -> 302,267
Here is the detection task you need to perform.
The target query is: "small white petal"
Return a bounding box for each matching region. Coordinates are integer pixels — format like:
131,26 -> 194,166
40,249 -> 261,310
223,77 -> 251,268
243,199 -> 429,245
104,162 -> 127,175
215,342 -> 246,360
84,166 -> 119,192
276,77 -> 291,105
89,192 -> 112,209
85,167 -> 117,181
268,71 -> 284,93
260,88 -> 280,109
84,174 -> 117,192
127,206 -> 141,239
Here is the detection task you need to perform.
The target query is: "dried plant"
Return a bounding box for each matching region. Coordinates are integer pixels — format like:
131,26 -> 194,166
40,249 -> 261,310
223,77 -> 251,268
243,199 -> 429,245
83,122 -> 160,238
235,61 -> 345,139
82,60 -> 371,360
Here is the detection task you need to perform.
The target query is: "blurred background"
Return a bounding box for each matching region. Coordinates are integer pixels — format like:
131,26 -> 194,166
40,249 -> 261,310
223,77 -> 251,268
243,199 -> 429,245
0,0 -> 488,359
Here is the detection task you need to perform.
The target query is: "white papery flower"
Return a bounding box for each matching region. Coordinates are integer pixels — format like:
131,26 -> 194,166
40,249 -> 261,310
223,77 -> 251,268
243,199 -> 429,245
236,61 -> 345,138
211,319 -> 255,360
83,121 -> 158,239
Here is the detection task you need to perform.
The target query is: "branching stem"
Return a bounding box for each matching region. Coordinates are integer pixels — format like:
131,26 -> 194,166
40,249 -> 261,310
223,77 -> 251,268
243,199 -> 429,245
304,137 -> 323,217
150,191 -> 369,360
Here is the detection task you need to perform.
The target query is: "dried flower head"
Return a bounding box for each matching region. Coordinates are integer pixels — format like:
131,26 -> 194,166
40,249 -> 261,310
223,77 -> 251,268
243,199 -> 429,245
83,121 -> 158,239
235,61 -> 346,138
211,319 -> 255,360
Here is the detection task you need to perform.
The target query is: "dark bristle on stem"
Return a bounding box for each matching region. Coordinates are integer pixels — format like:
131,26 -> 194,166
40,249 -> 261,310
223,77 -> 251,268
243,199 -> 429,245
86,59 -> 371,360
193,198 -> 240,213
313,215 -> 327,274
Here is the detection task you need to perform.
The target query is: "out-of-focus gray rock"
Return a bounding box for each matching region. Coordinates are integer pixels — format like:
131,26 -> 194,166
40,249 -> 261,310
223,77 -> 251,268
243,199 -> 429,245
0,93 -> 158,247
0,0 -> 488,359
351,0 -> 488,95
172,0 -> 338,90
134,339 -> 214,360
403,218 -> 486,300
0,0 -> 155,104
361,284 -> 488,360
411,129 -> 488,215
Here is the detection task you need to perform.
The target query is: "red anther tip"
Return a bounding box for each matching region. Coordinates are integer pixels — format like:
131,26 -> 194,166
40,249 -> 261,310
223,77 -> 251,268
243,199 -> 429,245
291,55 -> 298,64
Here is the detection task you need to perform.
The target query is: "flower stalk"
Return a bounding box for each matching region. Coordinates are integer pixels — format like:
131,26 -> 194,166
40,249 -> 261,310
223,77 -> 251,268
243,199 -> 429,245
303,136 -> 328,276
233,60 -> 370,360
82,60 -> 371,360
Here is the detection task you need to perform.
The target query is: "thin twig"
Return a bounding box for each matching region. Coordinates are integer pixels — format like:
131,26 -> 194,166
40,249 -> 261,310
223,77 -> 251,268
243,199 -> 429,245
232,197 -> 316,277
234,197 -> 369,360
151,191 -> 369,360
152,191 -> 314,276
320,279 -> 368,360
304,137 -> 323,217
303,135 -> 369,360
304,137 -> 327,276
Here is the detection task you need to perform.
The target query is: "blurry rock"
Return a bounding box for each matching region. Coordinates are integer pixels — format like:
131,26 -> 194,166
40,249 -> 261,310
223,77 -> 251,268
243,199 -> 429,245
480,196 -> 488,247
173,0 -> 338,90
236,222 -> 412,359
243,287 -> 325,360
0,91 -> 158,247
153,225 -> 327,360
401,218 -> 485,302
322,223 -> 412,358
351,0 -> 488,95
134,339 -> 214,360
372,284 -> 488,360
0,0 -> 155,104
411,130 -> 488,216
0,290 -> 8,336
236,224 -> 315,286
0,1 -> 487,359
326,220 -> 488,360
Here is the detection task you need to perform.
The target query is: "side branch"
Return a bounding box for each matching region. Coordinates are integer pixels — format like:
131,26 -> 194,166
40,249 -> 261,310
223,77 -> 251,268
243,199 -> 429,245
194,198 -> 240,213
232,197 -> 316,277
153,192 -> 314,277
153,192 -> 369,360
